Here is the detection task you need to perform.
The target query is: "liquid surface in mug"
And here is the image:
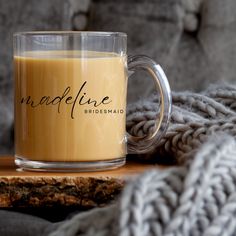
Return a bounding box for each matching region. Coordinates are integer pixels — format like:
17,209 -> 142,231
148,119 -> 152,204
14,51 -> 127,162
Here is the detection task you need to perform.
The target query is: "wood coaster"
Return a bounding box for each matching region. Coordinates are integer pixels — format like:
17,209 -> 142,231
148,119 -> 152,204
0,156 -> 163,208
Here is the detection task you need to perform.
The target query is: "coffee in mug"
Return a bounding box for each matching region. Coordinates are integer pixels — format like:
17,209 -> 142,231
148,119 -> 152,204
14,32 -> 172,171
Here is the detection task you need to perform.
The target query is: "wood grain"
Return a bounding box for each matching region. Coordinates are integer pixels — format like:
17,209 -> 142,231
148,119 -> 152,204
0,156 -> 164,208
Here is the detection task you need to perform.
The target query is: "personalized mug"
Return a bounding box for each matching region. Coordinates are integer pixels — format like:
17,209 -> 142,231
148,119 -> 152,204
14,31 -> 172,171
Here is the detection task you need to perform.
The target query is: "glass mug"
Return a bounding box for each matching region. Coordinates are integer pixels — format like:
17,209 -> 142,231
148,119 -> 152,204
14,31 -> 172,172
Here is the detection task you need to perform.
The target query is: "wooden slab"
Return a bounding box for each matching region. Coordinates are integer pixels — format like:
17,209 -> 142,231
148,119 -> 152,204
0,156 -> 163,208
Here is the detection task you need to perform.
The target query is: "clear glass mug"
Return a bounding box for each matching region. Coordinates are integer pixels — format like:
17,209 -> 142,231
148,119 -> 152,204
14,31 -> 172,172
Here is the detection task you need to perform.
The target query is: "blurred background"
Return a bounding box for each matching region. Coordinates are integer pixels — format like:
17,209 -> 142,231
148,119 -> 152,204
0,0 -> 236,154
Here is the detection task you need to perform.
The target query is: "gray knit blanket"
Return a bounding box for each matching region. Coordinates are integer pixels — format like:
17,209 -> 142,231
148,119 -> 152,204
2,84 -> 236,236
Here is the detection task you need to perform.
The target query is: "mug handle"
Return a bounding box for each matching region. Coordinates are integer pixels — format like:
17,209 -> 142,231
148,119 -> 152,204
127,55 -> 172,154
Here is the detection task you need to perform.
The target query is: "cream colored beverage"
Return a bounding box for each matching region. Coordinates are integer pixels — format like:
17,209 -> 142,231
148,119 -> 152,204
14,31 -> 171,172
15,51 -> 127,162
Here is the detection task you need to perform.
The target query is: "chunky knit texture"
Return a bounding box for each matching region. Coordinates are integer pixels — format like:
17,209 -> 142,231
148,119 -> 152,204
121,135 -> 236,236
0,85 -> 233,235
127,84 -> 236,163
46,84 -> 236,236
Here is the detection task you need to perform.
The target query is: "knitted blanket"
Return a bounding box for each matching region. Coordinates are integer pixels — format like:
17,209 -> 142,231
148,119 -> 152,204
2,84 -> 236,236
127,84 -> 236,164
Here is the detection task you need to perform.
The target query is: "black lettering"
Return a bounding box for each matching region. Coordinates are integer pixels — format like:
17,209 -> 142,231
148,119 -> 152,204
21,96 -> 32,105
101,96 -> 112,105
79,93 -> 111,108
40,96 -> 50,105
71,82 -> 87,119
47,87 -> 71,113
65,96 -> 73,104
21,96 -> 40,108
19,81 -> 114,119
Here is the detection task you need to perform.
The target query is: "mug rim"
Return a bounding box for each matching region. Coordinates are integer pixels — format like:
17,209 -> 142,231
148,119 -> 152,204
13,31 -> 127,38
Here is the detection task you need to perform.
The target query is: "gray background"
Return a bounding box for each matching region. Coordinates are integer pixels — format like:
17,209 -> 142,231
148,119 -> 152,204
1,0 -> 236,154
